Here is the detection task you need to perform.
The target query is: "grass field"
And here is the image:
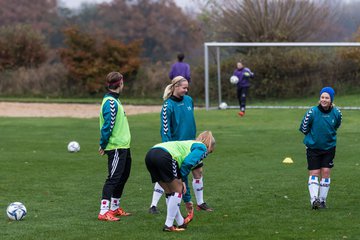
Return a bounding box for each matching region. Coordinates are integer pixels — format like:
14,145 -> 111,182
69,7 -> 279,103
1,107 -> 360,239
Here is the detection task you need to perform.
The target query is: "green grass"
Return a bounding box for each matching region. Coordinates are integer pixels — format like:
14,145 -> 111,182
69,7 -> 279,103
213,93 -> 360,108
1,108 -> 360,239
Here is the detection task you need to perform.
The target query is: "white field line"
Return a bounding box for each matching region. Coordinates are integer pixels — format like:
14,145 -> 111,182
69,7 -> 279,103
211,105 -> 360,110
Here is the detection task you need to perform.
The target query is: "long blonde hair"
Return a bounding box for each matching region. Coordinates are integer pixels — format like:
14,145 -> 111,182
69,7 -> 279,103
196,131 -> 215,152
163,76 -> 188,100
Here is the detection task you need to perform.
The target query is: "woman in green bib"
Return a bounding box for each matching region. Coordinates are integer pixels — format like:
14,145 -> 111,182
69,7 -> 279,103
145,131 -> 215,232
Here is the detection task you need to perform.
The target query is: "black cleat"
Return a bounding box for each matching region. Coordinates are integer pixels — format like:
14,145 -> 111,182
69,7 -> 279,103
148,206 -> 160,214
177,222 -> 187,229
163,225 -> 185,232
196,202 -> 213,211
319,201 -> 327,209
312,198 -> 321,210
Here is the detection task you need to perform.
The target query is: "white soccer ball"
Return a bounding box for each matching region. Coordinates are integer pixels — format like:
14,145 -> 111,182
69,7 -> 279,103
219,102 -> 228,110
6,202 -> 27,221
67,141 -> 80,153
230,75 -> 239,84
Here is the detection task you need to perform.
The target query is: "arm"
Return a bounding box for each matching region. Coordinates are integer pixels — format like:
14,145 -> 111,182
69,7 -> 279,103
160,101 -> 173,142
180,143 -> 208,182
334,108 -> 342,130
182,177 -> 192,203
99,99 -> 118,149
299,108 -> 314,135
168,65 -> 174,80
244,68 -> 254,78
186,64 -> 191,82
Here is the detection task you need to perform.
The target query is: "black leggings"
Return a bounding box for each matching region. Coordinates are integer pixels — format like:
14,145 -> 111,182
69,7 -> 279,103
237,87 -> 249,112
102,148 -> 132,200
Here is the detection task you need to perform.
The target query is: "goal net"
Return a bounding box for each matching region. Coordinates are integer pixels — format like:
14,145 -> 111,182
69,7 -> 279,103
204,42 -> 360,110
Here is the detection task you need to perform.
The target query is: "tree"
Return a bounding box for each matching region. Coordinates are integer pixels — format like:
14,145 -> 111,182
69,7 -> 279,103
59,27 -> 141,94
0,24 -> 48,70
201,0 -> 336,42
71,0 -> 202,61
0,0 -> 58,35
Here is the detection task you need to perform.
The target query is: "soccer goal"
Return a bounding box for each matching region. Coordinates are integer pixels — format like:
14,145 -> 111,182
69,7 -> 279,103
204,42 -> 360,110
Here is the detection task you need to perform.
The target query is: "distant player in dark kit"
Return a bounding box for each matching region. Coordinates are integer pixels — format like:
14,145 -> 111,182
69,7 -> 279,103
98,72 -> 132,221
299,87 -> 342,210
145,131 -> 216,232
168,52 -> 191,83
232,61 -> 254,117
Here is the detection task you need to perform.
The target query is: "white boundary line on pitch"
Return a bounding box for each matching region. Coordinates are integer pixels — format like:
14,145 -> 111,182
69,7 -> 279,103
209,105 -> 360,110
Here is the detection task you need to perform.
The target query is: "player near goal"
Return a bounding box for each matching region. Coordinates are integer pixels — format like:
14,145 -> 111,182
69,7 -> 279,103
145,131 -> 216,232
168,52 -> 191,83
148,76 -> 213,217
299,87 -> 342,209
98,72 -> 132,221
232,60 -> 254,117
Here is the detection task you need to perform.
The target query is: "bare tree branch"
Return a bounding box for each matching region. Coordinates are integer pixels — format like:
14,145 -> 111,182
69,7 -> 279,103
203,0 -> 338,42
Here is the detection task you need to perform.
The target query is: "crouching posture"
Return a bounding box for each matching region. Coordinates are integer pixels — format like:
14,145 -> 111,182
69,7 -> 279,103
145,131 -> 215,232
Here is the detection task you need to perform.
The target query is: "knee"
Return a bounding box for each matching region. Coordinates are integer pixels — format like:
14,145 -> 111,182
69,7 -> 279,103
192,168 -> 203,179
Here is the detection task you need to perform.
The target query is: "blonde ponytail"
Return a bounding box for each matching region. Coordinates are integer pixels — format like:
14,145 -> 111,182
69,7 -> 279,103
196,131 -> 215,152
163,76 -> 188,100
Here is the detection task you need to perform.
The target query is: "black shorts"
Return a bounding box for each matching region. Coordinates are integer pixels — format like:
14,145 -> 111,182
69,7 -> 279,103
145,148 -> 181,183
306,147 -> 336,170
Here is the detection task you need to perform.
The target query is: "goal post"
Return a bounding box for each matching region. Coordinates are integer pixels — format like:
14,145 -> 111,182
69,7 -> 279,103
204,42 -> 360,110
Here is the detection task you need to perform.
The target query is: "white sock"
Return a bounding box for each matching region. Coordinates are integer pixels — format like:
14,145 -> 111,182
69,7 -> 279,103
150,182 -> 164,207
165,193 -> 182,227
100,199 -> 110,215
193,177 -> 204,205
110,197 -> 120,211
308,175 -> 319,203
319,178 -> 331,203
174,207 -> 184,226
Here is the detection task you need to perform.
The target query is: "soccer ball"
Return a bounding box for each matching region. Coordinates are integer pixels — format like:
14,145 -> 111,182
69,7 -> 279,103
230,75 -> 239,84
67,141 -> 80,153
6,202 -> 27,221
219,102 -> 228,110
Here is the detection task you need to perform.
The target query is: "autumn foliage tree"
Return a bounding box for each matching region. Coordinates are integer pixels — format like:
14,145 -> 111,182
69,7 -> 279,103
59,27 -> 141,94
0,24 -> 48,70
0,0 -> 58,35
72,0 -> 202,61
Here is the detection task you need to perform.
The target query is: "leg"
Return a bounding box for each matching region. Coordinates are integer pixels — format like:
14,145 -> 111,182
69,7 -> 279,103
237,87 -> 248,116
319,168 -> 331,208
149,182 -> 163,214
308,169 -> 321,208
240,87 -> 248,112
192,167 -> 204,205
192,165 -> 213,211
159,180 -> 185,230
112,149 -> 132,198
236,87 -> 242,111
307,148 -> 322,209
145,148 -> 185,231
318,147 -> 335,208
109,149 -> 132,216
98,149 -> 123,221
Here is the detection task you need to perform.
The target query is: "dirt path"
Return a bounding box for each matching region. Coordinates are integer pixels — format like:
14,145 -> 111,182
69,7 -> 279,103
0,102 -> 161,118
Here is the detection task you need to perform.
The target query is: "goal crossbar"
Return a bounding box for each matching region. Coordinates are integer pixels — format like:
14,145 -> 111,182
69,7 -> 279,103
204,42 -> 360,110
